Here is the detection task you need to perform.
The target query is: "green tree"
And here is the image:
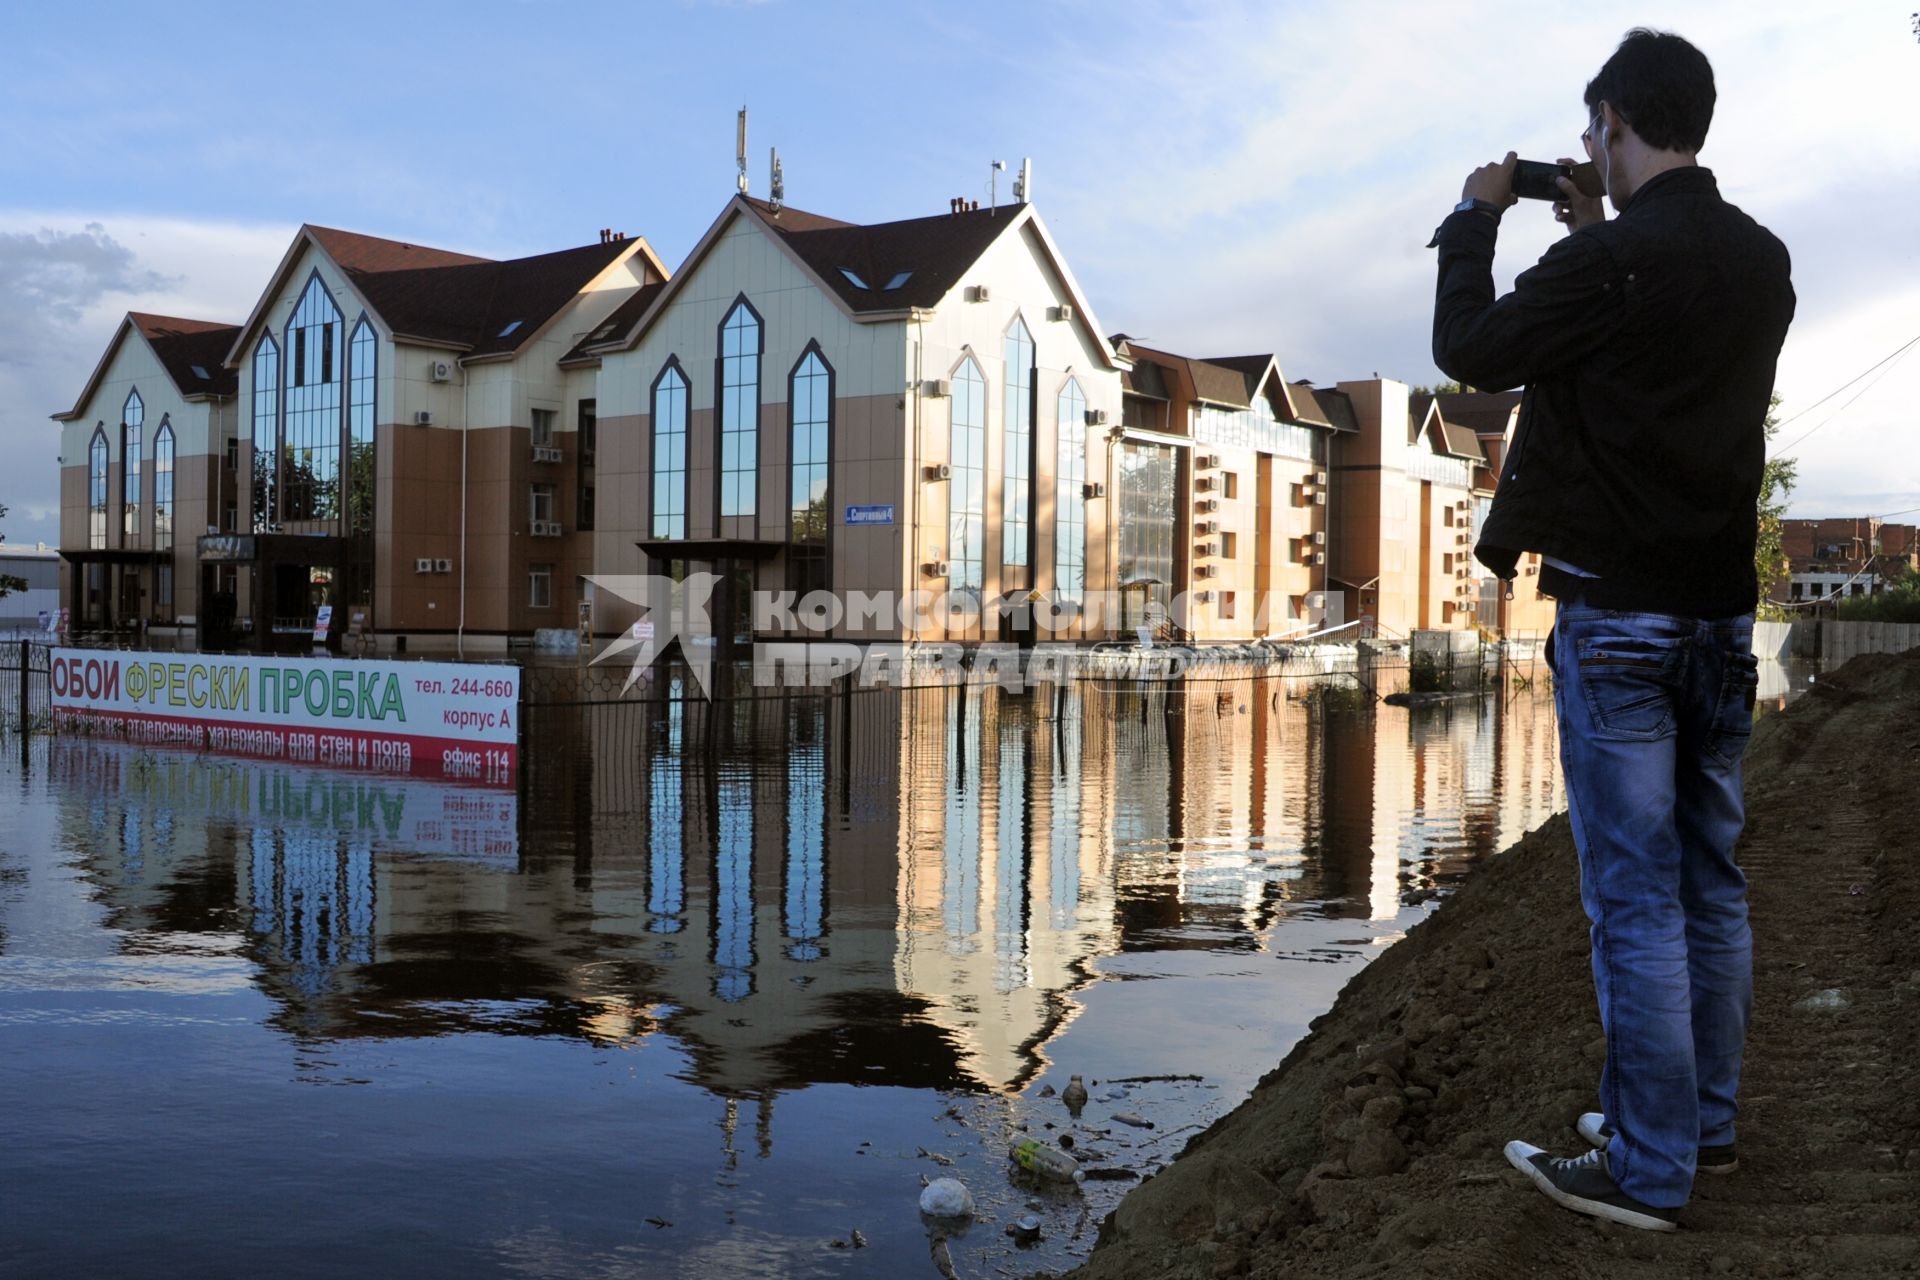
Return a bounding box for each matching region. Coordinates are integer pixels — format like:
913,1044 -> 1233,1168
1755,395 -> 1796,619
0,503 -> 27,599
1410,381 -> 1464,398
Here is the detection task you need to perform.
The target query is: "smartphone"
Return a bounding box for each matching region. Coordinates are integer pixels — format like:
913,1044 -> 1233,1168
1512,160 -> 1604,201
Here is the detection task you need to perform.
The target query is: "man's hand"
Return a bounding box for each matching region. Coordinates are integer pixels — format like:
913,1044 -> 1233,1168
1462,152 -> 1519,211
1552,156 -> 1606,233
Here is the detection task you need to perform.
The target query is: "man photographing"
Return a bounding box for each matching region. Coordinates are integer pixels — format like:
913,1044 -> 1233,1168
1430,29 -> 1795,1231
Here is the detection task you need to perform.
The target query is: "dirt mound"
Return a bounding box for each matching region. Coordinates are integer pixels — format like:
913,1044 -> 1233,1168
1067,651 -> 1920,1279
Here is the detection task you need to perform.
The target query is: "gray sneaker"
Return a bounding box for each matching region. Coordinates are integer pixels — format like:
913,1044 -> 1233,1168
1576,1112 -> 1739,1175
1504,1140 -> 1681,1231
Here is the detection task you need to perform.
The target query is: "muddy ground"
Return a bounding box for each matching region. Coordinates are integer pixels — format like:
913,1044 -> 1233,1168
1064,649 -> 1920,1279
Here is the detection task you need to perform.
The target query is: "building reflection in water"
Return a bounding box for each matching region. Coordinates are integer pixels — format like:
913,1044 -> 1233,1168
50,675 -> 1562,1107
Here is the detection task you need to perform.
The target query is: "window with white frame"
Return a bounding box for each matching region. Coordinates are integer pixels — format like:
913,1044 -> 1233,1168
530,483 -> 556,525
531,407 -> 556,446
529,563 -> 552,608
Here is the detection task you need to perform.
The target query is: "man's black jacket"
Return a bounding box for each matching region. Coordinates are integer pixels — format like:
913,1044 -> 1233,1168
1432,166 -> 1794,619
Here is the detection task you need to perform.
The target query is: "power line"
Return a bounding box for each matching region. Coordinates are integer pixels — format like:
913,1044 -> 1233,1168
1771,336 -> 1919,458
1773,331 -> 1920,430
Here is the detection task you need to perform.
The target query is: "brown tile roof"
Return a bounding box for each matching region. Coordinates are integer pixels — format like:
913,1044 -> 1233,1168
1303,384 -> 1358,433
739,196 -> 1017,313
1439,419 -> 1488,461
562,281 -> 667,364
1433,389 -> 1522,437
307,226 -> 636,357
1118,343 -> 1251,407
130,313 -> 240,398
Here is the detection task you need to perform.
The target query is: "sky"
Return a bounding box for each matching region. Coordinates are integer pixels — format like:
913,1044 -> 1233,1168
2,0 -> 1915,549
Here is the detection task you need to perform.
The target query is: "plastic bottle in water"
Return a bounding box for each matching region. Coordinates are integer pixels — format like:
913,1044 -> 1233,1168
1009,1138 -> 1086,1183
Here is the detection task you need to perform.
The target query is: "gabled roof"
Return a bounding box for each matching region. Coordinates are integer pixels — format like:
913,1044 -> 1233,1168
1433,389 -> 1522,438
1118,342 -> 1250,408
225,225 -> 664,366
1411,395 -> 1487,461
590,196 -> 1121,370
52,312 -> 241,421
561,282 -> 667,366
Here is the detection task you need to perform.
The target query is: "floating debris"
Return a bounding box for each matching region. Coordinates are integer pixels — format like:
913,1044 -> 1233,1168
1005,1214 -> 1043,1244
918,1177 -> 975,1219
918,1146 -> 956,1166
1111,1112 -> 1155,1129
644,1216 -> 672,1229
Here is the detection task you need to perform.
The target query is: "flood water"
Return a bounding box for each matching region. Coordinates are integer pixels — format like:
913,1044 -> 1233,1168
0,676 -> 1572,1277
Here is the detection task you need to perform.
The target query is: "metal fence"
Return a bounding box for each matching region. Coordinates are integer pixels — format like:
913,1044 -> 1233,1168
0,640 -> 51,735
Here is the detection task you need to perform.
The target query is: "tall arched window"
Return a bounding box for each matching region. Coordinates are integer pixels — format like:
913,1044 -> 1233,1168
788,347 -> 832,599
950,356 -> 987,600
347,318 -> 377,534
1002,317 -> 1033,567
1055,379 -> 1088,605
651,360 -> 688,539
251,335 -> 280,530
282,274 -> 343,521
154,420 -> 175,552
88,427 -> 109,550
121,389 -> 143,540
717,298 -> 761,520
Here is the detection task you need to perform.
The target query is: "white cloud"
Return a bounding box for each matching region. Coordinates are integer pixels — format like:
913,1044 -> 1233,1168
0,212 -> 291,547
1036,0 -> 1920,521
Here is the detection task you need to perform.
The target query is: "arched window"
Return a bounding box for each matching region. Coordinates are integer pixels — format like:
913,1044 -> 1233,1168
347,318 -> 377,534
717,297 -> 761,520
1055,379 -> 1088,605
282,274 -> 343,521
154,420 -> 175,552
1002,316 -> 1033,566
788,347 -> 832,599
122,389 -> 143,540
950,356 -> 987,599
88,427 -> 109,550
651,360 -> 689,539
251,335 -> 280,530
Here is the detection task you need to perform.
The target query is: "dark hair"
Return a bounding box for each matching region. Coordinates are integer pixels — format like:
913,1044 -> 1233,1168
1585,28 -> 1716,153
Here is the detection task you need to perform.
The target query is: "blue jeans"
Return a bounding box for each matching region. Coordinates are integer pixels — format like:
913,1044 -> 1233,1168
1548,599 -> 1759,1207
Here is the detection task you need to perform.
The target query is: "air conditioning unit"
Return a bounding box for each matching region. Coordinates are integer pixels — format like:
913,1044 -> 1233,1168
969,285 -> 992,303
1193,541 -> 1216,558
531,520 -> 562,537
1197,498 -> 1219,513
1313,531 -> 1326,546
1195,565 -> 1218,579
1306,591 -> 1326,609
1315,471 -> 1329,486
924,462 -> 952,482
532,445 -> 563,464
1084,408 -> 1109,426
1313,491 -> 1327,506
434,558 -> 454,573
1196,476 -> 1216,493
1052,304 -> 1075,323
922,560 -> 949,577
414,411 -> 433,426
1193,590 -> 1215,604
921,378 -> 951,398
1524,563 -> 1538,576
427,360 -> 453,383
1196,453 -> 1220,470
1313,551 -> 1326,565
1195,520 -> 1218,536
1082,480 -> 1105,499
415,558 -> 434,574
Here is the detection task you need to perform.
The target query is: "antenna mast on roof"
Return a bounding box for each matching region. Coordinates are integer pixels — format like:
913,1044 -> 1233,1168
770,147 -> 784,212
989,159 -> 1005,215
735,108 -> 749,195
1013,157 -> 1031,204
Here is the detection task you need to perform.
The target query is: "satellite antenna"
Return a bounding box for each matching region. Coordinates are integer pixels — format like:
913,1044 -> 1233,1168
736,108 -> 749,195
1014,157 -> 1032,204
770,147 -> 784,212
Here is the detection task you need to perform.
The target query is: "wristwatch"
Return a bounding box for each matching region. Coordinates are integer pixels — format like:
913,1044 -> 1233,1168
1454,197 -> 1503,221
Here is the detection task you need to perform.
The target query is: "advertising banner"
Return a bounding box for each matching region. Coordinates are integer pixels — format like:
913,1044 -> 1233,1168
50,650 -> 519,787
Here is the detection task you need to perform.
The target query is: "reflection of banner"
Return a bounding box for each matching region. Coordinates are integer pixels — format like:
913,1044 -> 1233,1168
49,649 -> 518,787
51,739 -> 518,861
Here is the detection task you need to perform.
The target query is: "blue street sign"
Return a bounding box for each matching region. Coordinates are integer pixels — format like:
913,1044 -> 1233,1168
845,504 -> 896,526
